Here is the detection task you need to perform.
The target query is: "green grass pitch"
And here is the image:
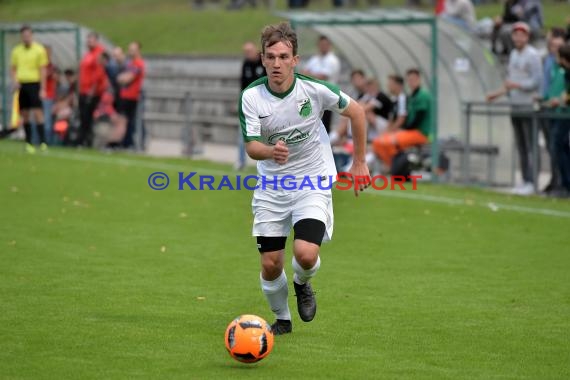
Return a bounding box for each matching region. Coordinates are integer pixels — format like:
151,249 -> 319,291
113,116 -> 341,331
1,140 -> 569,379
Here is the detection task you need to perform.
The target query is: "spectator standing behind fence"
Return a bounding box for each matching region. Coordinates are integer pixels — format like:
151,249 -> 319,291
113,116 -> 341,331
301,35 -> 341,134
78,32 -> 106,147
440,0 -> 476,32
10,25 -> 48,154
539,31 -> 566,195
118,41 -> 145,149
237,41 -> 266,170
102,47 -> 126,113
372,69 -> 431,171
487,22 -> 543,196
549,44 -> 570,197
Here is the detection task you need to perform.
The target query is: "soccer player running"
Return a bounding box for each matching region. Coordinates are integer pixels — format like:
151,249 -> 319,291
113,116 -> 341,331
239,22 -> 369,335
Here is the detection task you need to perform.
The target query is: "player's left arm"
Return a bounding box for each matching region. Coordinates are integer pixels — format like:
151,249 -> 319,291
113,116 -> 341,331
320,84 -> 370,195
340,99 -> 370,196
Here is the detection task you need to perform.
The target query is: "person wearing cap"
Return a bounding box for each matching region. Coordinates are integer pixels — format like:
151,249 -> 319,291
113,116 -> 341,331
486,21 -> 543,196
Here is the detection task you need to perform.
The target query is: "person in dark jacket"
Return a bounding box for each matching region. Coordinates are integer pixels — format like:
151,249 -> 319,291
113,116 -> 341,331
236,41 -> 266,170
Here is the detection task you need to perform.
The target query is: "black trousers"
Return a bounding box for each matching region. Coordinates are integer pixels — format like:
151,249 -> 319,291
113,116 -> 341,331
511,115 -> 540,184
121,99 -> 138,148
78,95 -> 100,147
552,120 -> 570,191
540,118 -> 560,188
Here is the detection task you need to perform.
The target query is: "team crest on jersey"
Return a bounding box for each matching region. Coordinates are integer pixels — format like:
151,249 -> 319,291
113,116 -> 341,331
268,128 -> 310,145
297,98 -> 312,118
338,95 -> 348,110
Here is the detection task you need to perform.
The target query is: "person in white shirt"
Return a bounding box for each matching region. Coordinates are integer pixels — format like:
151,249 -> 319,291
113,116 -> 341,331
386,74 -> 407,132
441,0 -> 476,32
240,22 -> 369,335
301,35 -> 341,134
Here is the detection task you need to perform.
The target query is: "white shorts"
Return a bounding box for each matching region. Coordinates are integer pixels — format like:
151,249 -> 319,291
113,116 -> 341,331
252,187 -> 334,243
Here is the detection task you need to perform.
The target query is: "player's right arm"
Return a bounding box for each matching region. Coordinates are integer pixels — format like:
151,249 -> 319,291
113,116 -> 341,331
246,140 -> 289,164
240,89 -> 289,164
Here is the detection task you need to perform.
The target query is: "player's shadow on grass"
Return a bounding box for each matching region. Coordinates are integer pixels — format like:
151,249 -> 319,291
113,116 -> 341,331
225,363 -> 260,370
216,359 -> 272,371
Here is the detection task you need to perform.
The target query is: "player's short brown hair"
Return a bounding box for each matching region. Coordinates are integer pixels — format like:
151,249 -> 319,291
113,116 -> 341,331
351,69 -> 365,78
261,22 -> 298,56
20,24 -> 32,34
406,68 -> 421,76
389,74 -> 404,85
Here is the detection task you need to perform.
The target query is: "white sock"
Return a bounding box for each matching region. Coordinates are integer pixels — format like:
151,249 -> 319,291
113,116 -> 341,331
260,271 -> 291,321
292,256 -> 321,285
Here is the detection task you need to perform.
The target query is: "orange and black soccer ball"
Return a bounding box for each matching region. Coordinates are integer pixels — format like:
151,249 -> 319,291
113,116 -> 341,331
224,314 -> 274,363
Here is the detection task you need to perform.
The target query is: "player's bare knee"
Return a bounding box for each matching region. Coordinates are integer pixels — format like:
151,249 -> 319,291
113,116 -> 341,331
293,241 -> 319,269
261,252 -> 282,267
259,240 -> 285,280
261,261 -> 283,281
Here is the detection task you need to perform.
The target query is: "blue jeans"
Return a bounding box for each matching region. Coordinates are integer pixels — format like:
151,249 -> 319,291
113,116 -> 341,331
551,119 -> 570,190
441,15 -> 473,33
42,99 -> 54,144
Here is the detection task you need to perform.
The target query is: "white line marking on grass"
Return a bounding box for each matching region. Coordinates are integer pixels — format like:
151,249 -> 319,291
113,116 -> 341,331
5,146 -> 570,219
365,190 -> 570,219
38,150 -> 231,175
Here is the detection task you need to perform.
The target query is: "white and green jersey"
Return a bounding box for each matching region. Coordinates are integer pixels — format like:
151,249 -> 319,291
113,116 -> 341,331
239,73 -> 351,179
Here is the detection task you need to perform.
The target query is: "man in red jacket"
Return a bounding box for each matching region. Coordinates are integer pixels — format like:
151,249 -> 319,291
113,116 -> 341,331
78,32 -> 107,147
118,41 -> 145,149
